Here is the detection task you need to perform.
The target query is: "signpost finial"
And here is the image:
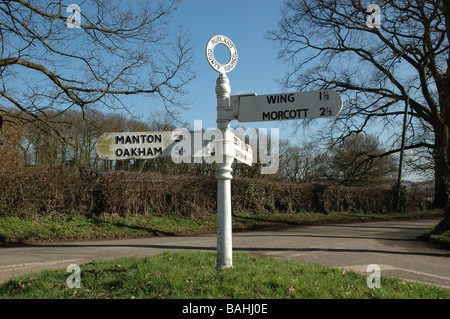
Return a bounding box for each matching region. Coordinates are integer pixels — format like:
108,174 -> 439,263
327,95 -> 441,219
206,35 -> 238,75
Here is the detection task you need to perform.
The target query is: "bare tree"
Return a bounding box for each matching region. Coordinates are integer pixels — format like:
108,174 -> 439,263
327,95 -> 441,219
279,140 -> 323,183
320,134 -> 397,186
0,0 -> 195,138
0,114 -> 26,169
147,109 -> 188,131
268,0 -> 449,208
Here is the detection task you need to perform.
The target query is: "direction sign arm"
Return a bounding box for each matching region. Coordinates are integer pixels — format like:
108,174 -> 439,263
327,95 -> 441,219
230,93 -> 257,121
234,90 -> 343,123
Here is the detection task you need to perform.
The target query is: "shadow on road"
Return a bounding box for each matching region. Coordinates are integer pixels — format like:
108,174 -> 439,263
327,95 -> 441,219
12,242 -> 450,258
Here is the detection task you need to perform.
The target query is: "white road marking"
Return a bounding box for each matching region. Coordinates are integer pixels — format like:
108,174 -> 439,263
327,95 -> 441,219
342,264 -> 450,290
0,259 -> 86,272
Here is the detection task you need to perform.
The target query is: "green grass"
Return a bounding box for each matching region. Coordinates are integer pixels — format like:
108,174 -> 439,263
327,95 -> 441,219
0,251 -> 448,299
421,213 -> 450,249
0,214 -> 216,243
423,229 -> 450,248
0,209 -> 443,243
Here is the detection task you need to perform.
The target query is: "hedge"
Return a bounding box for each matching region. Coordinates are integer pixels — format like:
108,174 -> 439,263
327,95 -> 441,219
0,168 -> 430,218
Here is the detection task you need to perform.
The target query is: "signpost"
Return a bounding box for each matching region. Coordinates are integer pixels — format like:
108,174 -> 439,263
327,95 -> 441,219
95,34 -> 342,271
206,35 -> 238,269
205,35 -> 342,269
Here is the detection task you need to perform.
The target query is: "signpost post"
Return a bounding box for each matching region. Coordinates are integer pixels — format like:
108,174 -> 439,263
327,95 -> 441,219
206,35 -> 238,269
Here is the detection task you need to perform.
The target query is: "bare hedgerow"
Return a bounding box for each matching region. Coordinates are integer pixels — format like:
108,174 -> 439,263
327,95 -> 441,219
0,169 -> 429,218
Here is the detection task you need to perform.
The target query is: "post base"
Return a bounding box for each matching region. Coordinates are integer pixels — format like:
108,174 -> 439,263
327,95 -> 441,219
216,263 -> 233,270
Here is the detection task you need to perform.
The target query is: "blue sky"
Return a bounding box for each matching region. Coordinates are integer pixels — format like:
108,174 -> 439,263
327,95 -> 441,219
82,0 -> 425,181
132,0 -> 300,138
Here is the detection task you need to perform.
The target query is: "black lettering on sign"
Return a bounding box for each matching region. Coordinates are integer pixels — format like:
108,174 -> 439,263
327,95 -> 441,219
277,111 -> 283,119
154,147 -> 163,156
262,108 -> 309,121
319,107 -> 332,116
320,108 -> 325,116
115,147 -> 164,157
266,94 -> 295,104
115,136 -> 125,144
115,134 -> 162,145
319,91 -> 329,100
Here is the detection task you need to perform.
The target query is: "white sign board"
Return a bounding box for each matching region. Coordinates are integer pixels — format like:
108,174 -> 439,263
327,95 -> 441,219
95,131 -> 174,160
95,131 -> 217,161
230,133 -> 252,166
231,90 -> 342,123
95,130 -> 254,167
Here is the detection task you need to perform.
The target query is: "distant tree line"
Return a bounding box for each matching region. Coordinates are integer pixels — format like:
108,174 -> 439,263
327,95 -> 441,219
0,107 -> 402,187
279,134 -> 398,186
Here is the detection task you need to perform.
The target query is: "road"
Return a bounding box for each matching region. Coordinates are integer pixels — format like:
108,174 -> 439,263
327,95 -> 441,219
1,218 -> 449,290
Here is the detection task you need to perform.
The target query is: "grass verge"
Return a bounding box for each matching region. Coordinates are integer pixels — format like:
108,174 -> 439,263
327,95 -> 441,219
0,209 -> 443,244
422,227 -> 450,248
0,251 -> 448,299
420,209 -> 450,249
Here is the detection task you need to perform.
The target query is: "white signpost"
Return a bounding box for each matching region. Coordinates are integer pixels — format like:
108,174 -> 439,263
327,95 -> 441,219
206,35 -> 238,269
206,35 -> 341,270
95,35 -> 342,271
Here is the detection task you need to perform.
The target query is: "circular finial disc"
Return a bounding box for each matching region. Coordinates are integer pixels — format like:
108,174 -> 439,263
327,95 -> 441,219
206,35 -> 238,74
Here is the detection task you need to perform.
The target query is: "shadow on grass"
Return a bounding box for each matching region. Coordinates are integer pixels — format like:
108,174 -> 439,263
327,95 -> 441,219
84,215 -> 178,237
0,216 -> 176,245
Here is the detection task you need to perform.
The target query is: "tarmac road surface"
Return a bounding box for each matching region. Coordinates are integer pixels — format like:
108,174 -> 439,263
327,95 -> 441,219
0,218 -> 449,290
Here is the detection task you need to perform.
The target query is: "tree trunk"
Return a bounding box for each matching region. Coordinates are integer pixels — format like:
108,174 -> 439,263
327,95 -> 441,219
434,0 -> 449,207
432,120 -> 449,208
437,0 -> 450,234
433,205 -> 450,234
